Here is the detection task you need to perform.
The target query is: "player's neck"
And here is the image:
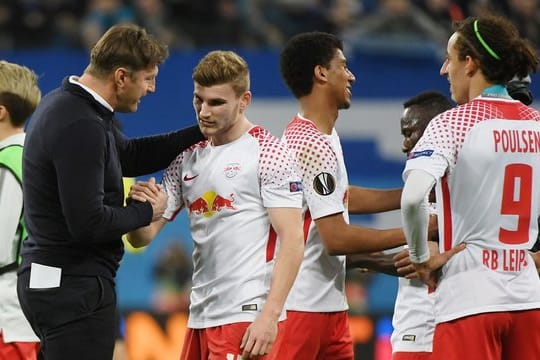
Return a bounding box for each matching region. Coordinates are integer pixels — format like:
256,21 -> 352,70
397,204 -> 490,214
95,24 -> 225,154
210,117 -> 252,146
299,97 -> 338,135
469,76 -> 494,101
78,73 -> 116,109
0,124 -> 23,143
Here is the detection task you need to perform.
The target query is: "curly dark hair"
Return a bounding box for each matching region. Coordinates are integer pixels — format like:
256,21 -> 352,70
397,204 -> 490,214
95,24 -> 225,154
280,31 -> 343,99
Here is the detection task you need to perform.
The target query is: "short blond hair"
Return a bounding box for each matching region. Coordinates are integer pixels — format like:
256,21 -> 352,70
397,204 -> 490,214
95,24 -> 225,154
192,50 -> 250,97
0,60 -> 41,127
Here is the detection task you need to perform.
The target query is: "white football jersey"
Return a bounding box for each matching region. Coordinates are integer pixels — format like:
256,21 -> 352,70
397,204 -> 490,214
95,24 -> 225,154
391,276 -> 434,352
404,96 -> 540,323
282,115 -> 348,312
162,126 -> 302,329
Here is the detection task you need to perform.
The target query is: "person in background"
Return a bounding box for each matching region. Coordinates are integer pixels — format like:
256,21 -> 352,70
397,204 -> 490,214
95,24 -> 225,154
17,23 -> 204,360
401,15 -> 540,359
392,91 -> 453,360
0,60 -> 41,360
127,50 -> 304,359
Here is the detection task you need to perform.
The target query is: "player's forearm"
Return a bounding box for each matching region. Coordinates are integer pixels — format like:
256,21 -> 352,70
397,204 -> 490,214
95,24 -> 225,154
346,252 -> 398,276
126,218 -> 166,248
261,232 -> 304,320
401,170 -> 435,263
348,186 -> 402,214
320,222 -> 406,255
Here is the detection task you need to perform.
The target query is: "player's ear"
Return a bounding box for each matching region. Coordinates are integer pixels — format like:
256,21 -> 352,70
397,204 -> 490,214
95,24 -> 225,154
464,55 -> 479,78
114,67 -> 131,88
240,91 -> 251,112
314,65 -> 328,83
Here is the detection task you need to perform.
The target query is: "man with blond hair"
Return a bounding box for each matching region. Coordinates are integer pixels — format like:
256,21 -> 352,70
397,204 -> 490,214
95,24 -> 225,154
0,60 -> 41,360
128,50 -> 305,359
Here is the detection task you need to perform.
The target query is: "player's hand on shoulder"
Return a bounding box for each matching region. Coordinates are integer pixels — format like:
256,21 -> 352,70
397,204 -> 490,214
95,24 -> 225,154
240,313 -> 278,358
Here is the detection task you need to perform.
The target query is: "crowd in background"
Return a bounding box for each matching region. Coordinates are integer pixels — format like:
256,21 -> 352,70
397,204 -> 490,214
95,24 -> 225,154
1,0 -> 539,54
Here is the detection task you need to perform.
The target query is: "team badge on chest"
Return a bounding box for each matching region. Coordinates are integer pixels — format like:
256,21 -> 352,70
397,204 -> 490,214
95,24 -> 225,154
224,163 -> 241,178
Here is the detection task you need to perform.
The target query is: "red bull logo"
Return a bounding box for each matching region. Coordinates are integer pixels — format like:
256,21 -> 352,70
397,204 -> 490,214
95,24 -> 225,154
188,191 -> 236,217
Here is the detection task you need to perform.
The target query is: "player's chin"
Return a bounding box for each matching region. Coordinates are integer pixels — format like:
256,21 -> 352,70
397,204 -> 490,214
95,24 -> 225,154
199,127 -> 215,138
116,102 -> 139,113
339,100 -> 351,110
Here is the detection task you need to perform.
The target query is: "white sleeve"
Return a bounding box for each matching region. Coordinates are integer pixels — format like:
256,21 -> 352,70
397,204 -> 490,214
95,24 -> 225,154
401,169 -> 437,263
0,168 -> 23,264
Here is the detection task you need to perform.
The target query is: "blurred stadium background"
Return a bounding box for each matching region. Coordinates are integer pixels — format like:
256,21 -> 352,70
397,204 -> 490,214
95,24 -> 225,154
3,0 -> 540,359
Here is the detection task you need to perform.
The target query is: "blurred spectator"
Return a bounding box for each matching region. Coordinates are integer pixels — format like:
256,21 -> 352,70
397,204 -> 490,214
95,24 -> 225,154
14,0 -> 55,48
346,269 -> 372,315
0,1 -> 16,49
326,0 -> 365,35
342,0 -> 448,56
507,0 -> 540,49
161,0 -> 250,46
0,0 -> 533,52
465,0 -> 505,16
259,0 -> 335,40
50,0 -> 85,48
151,242 -> 192,314
418,0 -> 465,32
81,0 -> 136,49
133,0 -> 193,48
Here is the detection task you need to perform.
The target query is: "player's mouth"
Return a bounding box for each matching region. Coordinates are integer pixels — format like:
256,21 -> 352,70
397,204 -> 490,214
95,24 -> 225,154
199,119 -> 214,127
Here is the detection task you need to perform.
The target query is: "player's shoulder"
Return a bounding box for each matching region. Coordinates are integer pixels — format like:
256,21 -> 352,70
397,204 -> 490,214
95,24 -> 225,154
186,139 -> 210,153
247,125 -> 279,142
434,98 -> 501,124
167,139 -> 209,170
284,116 -> 320,137
283,116 -> 332,151
517,103 -> 540,121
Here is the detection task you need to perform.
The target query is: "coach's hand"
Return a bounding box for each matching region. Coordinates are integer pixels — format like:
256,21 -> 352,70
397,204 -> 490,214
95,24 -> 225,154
128,177 -> 168,221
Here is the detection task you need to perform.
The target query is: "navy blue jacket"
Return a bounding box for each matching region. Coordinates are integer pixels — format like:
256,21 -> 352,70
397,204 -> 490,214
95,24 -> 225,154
21,77 -> 203,280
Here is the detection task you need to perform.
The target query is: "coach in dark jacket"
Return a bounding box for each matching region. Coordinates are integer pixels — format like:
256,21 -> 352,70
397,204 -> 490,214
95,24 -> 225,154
17,23 -> 204,360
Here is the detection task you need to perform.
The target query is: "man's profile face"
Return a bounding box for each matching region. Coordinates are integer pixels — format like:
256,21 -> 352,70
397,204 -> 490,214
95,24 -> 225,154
116,65 -> 158,113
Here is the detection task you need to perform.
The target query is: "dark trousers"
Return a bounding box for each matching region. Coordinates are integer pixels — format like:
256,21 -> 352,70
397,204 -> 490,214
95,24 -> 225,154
17,270 -> 117,360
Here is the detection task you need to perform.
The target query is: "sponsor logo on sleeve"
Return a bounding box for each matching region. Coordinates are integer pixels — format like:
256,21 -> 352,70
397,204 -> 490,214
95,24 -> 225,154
408,149 -> 434,159
289,181 -> 302,192
313,172 -> 336,196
